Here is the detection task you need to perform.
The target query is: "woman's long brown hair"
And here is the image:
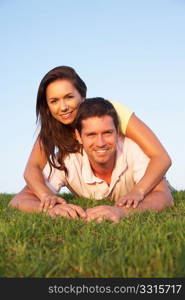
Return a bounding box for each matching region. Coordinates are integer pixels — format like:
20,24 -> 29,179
36,66 -> 87,172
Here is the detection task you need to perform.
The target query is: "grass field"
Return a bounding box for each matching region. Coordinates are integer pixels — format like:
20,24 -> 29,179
0,191 -> 185,278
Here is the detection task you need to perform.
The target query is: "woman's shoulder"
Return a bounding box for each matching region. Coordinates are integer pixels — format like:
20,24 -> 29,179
108,99 -> 134,134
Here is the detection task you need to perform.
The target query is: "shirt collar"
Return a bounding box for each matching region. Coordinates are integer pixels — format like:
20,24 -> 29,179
82,151 -> 103,184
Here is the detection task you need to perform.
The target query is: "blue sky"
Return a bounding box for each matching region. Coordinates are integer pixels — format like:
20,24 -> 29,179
0,0 -> 184,193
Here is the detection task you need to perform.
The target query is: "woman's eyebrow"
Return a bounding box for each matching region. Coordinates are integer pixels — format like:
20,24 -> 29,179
48,96 -> 58,101
64,92 -> 73,98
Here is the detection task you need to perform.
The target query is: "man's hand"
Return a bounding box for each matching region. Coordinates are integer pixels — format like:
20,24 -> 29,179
116,189 -> 144,209
85,205 -> 125,223
47,203 -> 87,219
39,193 -> 66,212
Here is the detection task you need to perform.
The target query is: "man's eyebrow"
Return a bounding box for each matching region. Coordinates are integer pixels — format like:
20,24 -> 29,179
85,131 -> 96,135
104,129 -> 113,132
84,129 -> 114,135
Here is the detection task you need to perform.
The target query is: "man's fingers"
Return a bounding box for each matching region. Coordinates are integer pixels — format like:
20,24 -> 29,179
85,207 -> 108,222
56,198 -> 66,205
55,209 -> 70,219
86,213 -> 115,223
49,198 -> 57,209
85,214 -> 96,222
61,205 -> 79,219
69,204 -> 87,218
50,207 -> 71,219
86,205 -> 108,213
49,197 -> 66,209
47,209 -> 58,218
86,207 -> 95,214
85,210 -> 99,222
109,214 -> 120,223
48,204 -> 86,220
96,217 -> 104,223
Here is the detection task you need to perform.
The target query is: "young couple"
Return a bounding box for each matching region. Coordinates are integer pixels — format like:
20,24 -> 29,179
9,66 -> 173,222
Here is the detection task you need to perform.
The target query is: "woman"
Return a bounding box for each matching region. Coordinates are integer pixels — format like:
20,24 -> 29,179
10,66 -> 171,217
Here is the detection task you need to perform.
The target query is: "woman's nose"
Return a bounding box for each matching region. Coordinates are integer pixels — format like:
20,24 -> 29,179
60,100 -> 68,111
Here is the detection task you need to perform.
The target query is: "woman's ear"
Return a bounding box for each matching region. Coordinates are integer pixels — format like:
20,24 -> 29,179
75,129 -> 82,144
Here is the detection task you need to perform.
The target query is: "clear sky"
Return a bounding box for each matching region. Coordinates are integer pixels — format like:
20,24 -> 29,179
0,0 -> 184,193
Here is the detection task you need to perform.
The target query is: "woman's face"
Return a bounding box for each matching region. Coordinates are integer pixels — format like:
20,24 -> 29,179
46,79 -> 84,125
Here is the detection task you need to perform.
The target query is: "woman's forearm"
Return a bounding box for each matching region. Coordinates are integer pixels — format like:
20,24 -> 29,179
133,154 -> 171,196
126,114 -> 172,195
23,139 -> 54,200
24,164 -> 54,200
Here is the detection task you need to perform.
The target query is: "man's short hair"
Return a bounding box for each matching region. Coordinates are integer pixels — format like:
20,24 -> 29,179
75,97 -> 121,134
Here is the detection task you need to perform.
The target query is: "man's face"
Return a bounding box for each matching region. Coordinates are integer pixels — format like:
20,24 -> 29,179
76,115 -> 118,168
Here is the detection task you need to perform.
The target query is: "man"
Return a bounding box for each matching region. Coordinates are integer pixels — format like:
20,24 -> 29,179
10,98 -> 173,222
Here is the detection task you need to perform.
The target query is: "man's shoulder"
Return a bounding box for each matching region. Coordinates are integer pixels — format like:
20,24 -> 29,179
119,137 -> 149,161
119,136 -> 142,152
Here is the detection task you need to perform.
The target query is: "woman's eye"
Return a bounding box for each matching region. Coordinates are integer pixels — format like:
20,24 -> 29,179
50,99 -> 58,104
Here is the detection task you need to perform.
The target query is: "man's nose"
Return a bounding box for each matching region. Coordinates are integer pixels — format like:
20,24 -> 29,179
60,100 -> 68,111
96,134 -> 106,147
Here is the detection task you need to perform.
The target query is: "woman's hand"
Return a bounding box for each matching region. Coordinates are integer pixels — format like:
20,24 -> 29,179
116,189 -> 144,208
39,193 -> 66,212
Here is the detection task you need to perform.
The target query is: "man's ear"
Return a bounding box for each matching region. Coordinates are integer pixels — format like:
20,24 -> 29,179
75,129 -> 82,144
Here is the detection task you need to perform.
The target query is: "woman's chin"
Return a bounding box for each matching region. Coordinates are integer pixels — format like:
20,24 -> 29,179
57,115 -> 75,125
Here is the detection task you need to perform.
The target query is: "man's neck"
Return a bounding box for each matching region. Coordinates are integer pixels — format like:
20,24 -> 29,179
90,159 -> 115,185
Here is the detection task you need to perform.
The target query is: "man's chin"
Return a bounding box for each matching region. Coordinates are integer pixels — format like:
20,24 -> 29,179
94,158 -> 109,165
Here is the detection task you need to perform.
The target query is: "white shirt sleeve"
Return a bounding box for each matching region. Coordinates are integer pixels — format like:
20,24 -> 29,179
127,139 -> 150,184
43,163 -> 66,193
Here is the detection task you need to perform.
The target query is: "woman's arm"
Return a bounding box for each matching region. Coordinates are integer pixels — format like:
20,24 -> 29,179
24,139 -> 57,202
9,139 -> 67,213
123,114 -> 172,206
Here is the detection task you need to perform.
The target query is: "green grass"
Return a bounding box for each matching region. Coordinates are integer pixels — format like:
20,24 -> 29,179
0,191 -> 185,278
